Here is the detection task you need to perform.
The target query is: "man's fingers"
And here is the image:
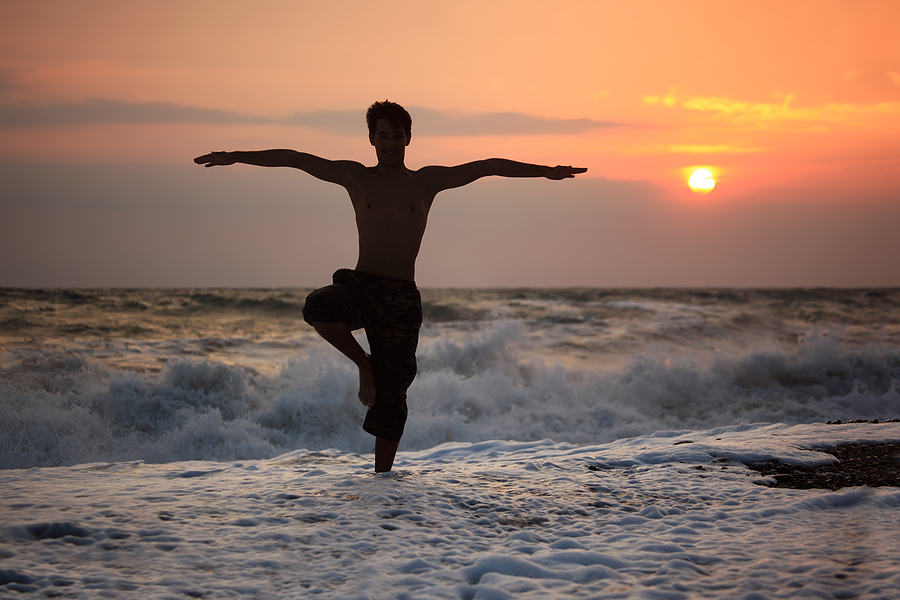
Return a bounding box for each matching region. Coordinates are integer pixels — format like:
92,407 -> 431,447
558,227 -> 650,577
194,152 -> 229,167
546,165 -> 587,180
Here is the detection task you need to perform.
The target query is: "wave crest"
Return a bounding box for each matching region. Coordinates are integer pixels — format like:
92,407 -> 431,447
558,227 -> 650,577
1,326 -> 898,469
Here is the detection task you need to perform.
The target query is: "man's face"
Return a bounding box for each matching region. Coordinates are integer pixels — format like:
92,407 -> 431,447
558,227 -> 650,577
370,118 -> 409,165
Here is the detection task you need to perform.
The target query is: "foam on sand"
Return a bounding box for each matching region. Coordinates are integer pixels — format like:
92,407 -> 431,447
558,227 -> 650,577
2,423 -> 899,599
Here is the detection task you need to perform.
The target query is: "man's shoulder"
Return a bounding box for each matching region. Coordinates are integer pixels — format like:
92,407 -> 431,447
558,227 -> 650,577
409,164 -> 452,183
336,159 -> 369,172
361,164 -> 443,181
330,159 -> 371,183
412,165 -> 446,175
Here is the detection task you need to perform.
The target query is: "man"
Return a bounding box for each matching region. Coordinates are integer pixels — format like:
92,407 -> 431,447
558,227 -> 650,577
195,100 -> 586,472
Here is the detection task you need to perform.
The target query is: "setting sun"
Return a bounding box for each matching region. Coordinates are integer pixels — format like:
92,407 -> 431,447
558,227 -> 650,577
688,168 -> 716,194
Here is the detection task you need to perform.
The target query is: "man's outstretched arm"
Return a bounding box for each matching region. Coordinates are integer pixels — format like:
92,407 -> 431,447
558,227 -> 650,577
423,159 -> 586,193
194,150 -> 363,186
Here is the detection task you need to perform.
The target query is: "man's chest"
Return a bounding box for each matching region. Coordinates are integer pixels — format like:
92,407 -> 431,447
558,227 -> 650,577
355,196 -> 430,235
354,182 -> 432,221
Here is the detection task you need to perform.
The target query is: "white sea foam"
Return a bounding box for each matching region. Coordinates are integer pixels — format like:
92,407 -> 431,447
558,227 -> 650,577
2,321 -> 898,468
1,423 -> 898,599
2,288 -> 899,597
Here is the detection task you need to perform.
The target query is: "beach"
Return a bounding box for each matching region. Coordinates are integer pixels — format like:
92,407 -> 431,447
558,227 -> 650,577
1,287 -> 899,598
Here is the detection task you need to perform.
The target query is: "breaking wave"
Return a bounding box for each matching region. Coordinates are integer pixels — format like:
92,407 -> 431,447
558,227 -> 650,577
2,323 -> 898,469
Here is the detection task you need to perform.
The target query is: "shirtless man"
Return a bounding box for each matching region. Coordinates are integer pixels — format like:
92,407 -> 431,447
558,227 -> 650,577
195,100 -> 586,471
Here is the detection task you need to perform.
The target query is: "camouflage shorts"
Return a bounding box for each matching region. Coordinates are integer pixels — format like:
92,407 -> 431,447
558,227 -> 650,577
302,269 -> 422,442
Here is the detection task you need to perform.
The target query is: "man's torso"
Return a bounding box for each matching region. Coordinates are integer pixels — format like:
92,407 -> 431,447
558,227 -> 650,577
344,166 -> 438,281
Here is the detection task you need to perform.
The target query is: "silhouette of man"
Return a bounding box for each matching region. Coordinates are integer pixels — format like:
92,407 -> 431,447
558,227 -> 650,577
195,100 -> 586,471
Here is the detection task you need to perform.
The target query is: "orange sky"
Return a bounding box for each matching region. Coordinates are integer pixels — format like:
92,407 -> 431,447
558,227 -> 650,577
1,1 -> 899,287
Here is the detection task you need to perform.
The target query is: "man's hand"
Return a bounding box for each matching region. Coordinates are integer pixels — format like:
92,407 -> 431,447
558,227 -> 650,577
194,151 -> 235,167
546,165 -> 587,180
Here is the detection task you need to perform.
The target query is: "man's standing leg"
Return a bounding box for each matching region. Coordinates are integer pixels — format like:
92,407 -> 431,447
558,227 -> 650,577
304,270 -> 420,473
311,322 -> 400,472
362,281 -> 422,473
375,438 -> 400,473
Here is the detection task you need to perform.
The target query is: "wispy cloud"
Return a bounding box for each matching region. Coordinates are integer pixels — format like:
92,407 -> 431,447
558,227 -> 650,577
0,99 -> 268,128
0,99 -> 622,136
0,70 -> 17,92
633,144 -> 767,155
644,90 -> 900,130
406,108 -> 620,136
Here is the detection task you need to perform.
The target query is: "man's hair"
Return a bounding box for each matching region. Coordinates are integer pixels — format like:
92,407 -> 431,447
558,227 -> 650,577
366,100 -> 412,138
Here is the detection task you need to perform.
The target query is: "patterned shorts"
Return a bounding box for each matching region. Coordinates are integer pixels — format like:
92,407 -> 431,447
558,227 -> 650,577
302,269 -> 422,442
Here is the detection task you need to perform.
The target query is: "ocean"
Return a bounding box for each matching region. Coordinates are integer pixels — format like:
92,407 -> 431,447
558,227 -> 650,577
2,287 -> 899,598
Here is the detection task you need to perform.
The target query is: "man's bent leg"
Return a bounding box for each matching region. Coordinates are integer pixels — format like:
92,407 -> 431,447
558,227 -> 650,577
375,437 -> 400,472
313,320 -> 398,472
311,321 -> 376,407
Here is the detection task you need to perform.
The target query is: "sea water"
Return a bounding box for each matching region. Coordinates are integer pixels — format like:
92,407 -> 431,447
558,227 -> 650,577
2,287 -> 899,468
1,287 -> 899,598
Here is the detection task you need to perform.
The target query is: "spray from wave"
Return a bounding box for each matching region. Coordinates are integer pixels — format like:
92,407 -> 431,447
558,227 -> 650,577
2,322 -> 898,469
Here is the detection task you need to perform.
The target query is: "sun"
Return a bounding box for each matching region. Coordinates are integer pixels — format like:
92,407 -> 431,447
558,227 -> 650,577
688,168 -> 716,194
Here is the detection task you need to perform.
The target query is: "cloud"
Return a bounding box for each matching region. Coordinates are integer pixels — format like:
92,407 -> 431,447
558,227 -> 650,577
0,99 -> 268,128
642,88 -> 680,107
0,70 -> 17,92
407,108 -> 620,136
0,99 -> 622,136
644,91 -> 900,130
634,144 -> 767,155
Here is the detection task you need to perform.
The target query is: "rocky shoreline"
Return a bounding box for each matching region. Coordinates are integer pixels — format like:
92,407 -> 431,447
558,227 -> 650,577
747,443 -> 900,491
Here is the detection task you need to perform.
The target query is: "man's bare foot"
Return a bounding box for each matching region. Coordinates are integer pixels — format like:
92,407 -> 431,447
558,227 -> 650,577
358,354 -> 376,407
309,321 -> 377,408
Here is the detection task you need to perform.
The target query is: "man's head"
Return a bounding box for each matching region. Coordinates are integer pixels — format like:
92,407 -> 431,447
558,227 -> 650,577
366,100 -> 412,140
367,100 -> 412,166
